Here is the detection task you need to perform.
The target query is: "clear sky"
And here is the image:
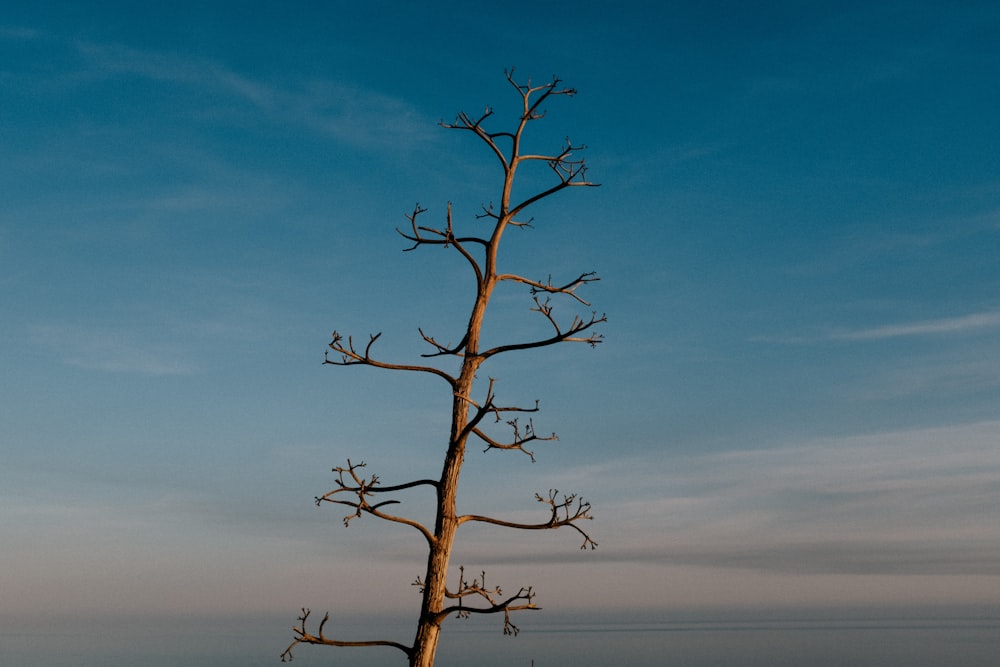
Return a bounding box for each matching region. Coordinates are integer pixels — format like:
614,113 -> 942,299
3,0 -> 999,645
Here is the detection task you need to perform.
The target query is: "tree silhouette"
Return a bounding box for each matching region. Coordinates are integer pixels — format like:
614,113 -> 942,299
282,70 -> 604,667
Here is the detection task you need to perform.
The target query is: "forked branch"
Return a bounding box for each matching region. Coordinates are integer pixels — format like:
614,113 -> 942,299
473,417 -> 556,462
418,326 -> 469,358
442,70 -> 598,207
281,608 -> 412,662
480,301 -> 606,358
440,107 -> 510,170
456,378 -> 555,461
498,271 -> 601,306
397,203 -> 486,285
505,68 -> 577,122
326,330 -> 457,386
413,566 -> 539,636
459,489 -> 597,550
315,459 -> 437,544
508,142 -> 597,220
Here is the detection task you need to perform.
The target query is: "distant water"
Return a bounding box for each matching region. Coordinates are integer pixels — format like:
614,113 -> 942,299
438,615 -> 1000,667
4,611 -> 999,666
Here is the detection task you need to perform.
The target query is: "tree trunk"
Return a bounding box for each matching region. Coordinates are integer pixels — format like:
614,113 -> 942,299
410,351 -> 483,666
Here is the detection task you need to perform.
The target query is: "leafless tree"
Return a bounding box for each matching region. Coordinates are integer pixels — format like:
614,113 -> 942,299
282,70 -> 604,667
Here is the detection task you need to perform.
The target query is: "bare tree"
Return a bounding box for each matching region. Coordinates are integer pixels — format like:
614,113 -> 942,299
282,70 -> 604,667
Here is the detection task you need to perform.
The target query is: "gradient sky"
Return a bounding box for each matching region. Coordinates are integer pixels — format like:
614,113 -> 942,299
3,0 -> 999,645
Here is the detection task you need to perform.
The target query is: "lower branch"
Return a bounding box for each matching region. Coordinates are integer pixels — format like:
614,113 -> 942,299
314,459 -> 437,545
418,566 -> 539,636
281,608 -> 412,662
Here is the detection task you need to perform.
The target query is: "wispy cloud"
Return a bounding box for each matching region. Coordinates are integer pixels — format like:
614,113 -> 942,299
828,310 -> 1000,341
461,421 -> 1000,576
0,25 -> 41,40
73,40 -> 434,149
761,309 -> 1000,344
30,324 -> 199,376
853,354 -> 1000,401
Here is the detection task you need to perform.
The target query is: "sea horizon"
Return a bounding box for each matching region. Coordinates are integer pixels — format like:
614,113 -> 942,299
5,604 -> 998,666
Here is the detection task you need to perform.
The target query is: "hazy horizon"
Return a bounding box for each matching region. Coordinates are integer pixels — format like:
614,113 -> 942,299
4,605 -> 999,666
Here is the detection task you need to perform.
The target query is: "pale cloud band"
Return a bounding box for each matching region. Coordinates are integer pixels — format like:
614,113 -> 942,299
73,39 -> 434,150
760,309 -> 1000,344
829,310 -> 1000,341
463,421 -> 1000,578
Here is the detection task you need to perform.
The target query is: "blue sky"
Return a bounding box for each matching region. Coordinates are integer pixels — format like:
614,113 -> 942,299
3,0 -> 999,647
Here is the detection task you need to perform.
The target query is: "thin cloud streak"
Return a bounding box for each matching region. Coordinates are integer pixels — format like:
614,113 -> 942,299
74,40 -> 434,149
0,26 -> 40,40
458,421 -> 1000,577
829,310 -> 1000,341
854,354 -> 1000,401
467,541 -> 1000,577
760,309 -> 1000,344
30,324 -> 200,376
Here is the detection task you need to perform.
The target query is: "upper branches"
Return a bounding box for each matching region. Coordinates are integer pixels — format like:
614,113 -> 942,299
440,70 -> 598,217
388,70 -> 603,364
436,70 -> 568,169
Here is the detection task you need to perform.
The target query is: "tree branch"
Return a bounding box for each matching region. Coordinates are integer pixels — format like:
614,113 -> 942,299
440,108 -> 510,172
479,302 -> 606,359
459,489 -> 597,550
315,460 -> 437,545
413,566 -> 539,636
507,149 -> 597,221
455,378 -> 553,462
497,271 -> 601,307
418,327 -> 469,358
506,69 -> 577,121
326,331 -> 458,386
472,416 -> 556,462
281,608 -> 412,662
397,203 -> 487,281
